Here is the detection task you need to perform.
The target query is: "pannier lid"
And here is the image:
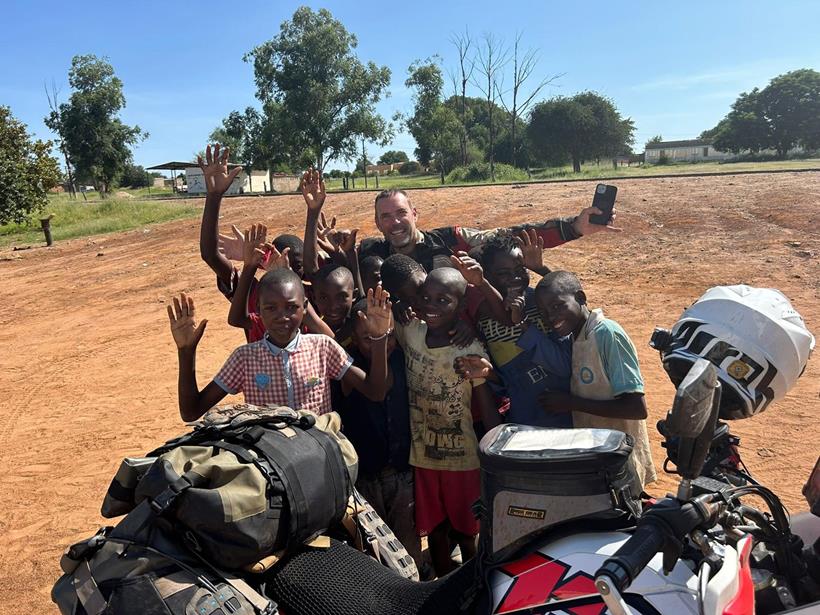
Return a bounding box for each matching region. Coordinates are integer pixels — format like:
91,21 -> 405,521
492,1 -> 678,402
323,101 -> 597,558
481,424 -> 631,461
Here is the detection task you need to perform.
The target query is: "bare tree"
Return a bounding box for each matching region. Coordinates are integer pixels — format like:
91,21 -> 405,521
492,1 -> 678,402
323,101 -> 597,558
449,28 -> 476,166
43,79 -> 76,198
499,32 -> 562,168
473,32 -> 508,181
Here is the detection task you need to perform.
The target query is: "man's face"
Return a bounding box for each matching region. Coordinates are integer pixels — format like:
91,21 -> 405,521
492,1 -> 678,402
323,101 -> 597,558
375,194 -> 418,249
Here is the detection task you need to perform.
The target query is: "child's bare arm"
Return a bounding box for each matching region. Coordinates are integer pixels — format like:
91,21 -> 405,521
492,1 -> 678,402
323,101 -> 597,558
303,302 -> 335,337
199,144 -> 243,284
473,382 -> 502,430
450,252 -> 514,326
301,168 -> 326,276
539,391 -> 647,420
168,293 -> 228,421
227,224 -> 272,330
340,286 -> 393,401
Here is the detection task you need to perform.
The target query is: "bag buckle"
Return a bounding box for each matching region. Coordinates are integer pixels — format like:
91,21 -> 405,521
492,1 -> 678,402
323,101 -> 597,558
149,476 -> 192,514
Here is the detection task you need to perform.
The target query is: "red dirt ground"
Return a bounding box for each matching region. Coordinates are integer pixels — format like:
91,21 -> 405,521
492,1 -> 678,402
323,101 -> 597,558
1,172 -> 818,611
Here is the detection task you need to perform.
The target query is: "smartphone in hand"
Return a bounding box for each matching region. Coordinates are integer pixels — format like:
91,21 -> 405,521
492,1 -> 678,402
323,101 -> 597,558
589,184 -> 617,225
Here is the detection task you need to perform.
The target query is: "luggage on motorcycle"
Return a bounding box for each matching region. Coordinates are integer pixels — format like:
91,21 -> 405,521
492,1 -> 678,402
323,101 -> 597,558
51,526 -> 273,615
101,404 -> 352,570
477,425 -> 641,563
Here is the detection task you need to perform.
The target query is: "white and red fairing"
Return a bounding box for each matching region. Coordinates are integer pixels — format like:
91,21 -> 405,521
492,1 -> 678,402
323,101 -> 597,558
488,532 -> 740,615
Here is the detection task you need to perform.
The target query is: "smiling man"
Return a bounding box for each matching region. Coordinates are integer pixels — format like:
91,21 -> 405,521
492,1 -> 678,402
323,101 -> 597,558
358,189 -> 618,272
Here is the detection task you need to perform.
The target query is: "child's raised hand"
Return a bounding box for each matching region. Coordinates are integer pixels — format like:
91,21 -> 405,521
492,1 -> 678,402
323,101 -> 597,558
449,251 -> 485,287
516,229 -> 545,273
197,144 -> 242,197
167,293 -> 208,350
454,355 -> 493,380
242,224 -> 269,269
263,245 -> 291,271
300,167 -> 326,212
317,212 -> 339,254
218,224 -> 245,262
505,294 -> 526,325
358,285 -> 394,339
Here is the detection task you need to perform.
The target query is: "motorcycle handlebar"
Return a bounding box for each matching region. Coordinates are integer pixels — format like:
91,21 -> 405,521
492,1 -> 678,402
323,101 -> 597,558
595,496 -> 718,594
595,524 -> 667,592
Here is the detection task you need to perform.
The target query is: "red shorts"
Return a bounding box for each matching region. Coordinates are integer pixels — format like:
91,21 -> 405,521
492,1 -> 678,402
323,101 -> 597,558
414,467 -> 480,537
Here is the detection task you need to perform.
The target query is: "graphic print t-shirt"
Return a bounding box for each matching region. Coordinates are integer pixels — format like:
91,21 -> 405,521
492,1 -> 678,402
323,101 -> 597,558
396,320 -> 487,471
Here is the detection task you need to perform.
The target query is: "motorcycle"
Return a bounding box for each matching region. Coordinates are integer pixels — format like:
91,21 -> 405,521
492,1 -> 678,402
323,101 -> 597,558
262,286 -> 820,615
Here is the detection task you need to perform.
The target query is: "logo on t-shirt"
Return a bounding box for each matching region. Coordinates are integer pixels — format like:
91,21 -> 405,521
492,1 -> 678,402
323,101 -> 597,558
580,367 -> 595,384
255,373 -> 271,389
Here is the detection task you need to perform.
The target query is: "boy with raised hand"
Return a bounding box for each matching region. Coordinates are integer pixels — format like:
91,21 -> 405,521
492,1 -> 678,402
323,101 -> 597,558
527,271 -> 656,489
227,224 -> 332,342
337,298 -> 422,568
167,274 -> 393,422
456,231 -> 572,428
395,267 -> 500,576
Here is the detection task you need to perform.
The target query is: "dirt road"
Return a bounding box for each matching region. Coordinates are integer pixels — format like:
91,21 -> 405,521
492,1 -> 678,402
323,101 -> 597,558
1,172 -> 818,610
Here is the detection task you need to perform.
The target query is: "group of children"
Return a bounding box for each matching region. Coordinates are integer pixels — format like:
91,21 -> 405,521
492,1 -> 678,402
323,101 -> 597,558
167,144 -> 655,578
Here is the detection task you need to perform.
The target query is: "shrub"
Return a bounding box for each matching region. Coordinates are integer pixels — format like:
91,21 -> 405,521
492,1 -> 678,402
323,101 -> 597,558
399,161 -> 422,175
446,162 -> 528,184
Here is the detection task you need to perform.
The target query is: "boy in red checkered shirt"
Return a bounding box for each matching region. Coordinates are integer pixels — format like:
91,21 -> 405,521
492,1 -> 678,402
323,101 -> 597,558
167,268 -> 394,422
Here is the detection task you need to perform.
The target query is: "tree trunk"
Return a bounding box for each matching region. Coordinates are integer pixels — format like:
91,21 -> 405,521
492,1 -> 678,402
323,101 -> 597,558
572,155 -> 581,173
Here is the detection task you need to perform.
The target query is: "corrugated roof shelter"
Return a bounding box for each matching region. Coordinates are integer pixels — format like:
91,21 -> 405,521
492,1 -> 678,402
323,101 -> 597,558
644,139 -> 732,163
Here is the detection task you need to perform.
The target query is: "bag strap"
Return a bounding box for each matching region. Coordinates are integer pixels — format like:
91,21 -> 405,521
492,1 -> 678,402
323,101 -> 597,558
73,560 -> 107,615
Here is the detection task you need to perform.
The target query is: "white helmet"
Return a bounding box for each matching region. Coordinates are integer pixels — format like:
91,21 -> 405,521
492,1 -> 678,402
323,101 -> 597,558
655,285 -> 815,420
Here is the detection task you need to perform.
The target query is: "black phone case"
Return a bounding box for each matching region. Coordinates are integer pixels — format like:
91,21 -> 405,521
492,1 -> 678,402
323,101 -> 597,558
589,184 -> 617,225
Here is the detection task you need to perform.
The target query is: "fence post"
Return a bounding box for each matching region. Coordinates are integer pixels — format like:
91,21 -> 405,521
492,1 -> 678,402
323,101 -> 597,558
40,214 -> 55,246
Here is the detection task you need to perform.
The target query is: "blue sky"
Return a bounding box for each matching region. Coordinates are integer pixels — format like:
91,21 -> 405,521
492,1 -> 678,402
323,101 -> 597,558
2,0 -> 819,172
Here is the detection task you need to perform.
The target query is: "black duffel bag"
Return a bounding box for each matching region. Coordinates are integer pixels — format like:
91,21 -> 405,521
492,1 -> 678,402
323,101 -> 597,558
101,405 -> 352,570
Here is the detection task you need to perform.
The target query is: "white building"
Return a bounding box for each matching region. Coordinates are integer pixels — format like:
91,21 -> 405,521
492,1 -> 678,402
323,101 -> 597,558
185,166 -> 272,195
644,139 -> 732,164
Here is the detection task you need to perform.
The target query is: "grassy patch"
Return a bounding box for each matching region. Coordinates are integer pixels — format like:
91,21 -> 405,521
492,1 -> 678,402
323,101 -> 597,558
0,197 -> 200,249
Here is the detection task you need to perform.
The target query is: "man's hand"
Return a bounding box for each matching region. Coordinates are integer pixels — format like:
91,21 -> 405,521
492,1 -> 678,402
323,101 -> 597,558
572,205 -> 622,237
198,144 -> 242,197
538,390 -> 574,413
242,224 -> 270,270
450,251 -> 485,287
516,229 -> 547,273
358,285 -> 394,338
453,354 -> 493,380
218,224 -> 245,262
300,167 -> 326,212
168,293 -> 208,350
449,319 -> 477,347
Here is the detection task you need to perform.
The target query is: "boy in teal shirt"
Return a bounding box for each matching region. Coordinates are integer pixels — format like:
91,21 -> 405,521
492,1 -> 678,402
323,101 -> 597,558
521,271 -> 656,490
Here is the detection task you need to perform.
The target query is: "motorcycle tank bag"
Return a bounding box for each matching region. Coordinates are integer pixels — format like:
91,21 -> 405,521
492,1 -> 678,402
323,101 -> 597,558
477,424 -> 641,563
101,405 -> 353,570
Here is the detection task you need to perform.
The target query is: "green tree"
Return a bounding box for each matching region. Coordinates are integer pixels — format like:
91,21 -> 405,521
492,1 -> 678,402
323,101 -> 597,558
245,7 -> 392,170
355,153 -> 373,174
120,163 -> 150,188
527,92 -> 635,172
405,59 -> 463,183
209,107 -> 268,190
0,106 -> 61,225
377,150 -> 409,164
709,89 -> 770,155
646,134 -> 663,147
707,69 -> 820,158
49,55 -> 144,195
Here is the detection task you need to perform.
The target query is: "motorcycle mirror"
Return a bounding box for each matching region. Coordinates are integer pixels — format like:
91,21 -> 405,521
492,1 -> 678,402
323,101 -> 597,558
664,359 -> 721,489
